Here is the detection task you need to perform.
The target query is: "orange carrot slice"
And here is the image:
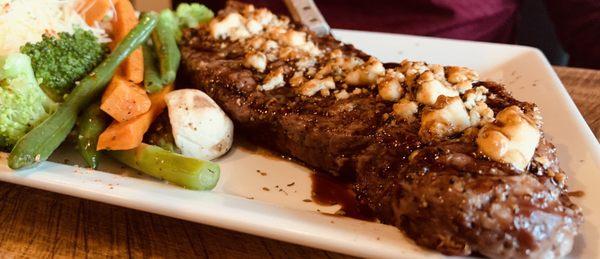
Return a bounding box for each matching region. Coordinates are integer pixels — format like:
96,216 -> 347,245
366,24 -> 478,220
113,0 -> 144,83
97,85 -> 174,151
100,76 -> 151,122
77,0 -> 117,26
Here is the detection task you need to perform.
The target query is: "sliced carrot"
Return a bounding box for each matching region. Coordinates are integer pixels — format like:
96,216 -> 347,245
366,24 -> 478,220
100,76 -> 151,122
100,73 -> 122,103
97,85 -> 174,151
124,48 -> 144,83
112,0 -> 137,42
100,0 -> 149,125
76,0 -> 117,26
113,0 -> 144,83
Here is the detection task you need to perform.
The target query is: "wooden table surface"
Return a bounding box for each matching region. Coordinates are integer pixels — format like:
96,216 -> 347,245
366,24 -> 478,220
0,66 -> 597,258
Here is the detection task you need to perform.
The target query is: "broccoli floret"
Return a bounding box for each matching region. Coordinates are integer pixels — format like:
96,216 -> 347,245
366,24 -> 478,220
0,53 -> 57,151
20,28 -> 108,102
161,3 -> 214,42
176,3 -> 214,29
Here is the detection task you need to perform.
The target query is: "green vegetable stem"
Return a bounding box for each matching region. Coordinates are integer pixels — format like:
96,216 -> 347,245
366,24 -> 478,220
8,12 -> 158,169
151,10 -> 181,86
142,3 -> 213,92
142,42 -> 164,93
76,103 -> 109,169
109,144 -> 220,190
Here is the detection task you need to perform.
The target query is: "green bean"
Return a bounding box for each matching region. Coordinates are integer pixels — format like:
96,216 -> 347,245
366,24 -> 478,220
152,10 -> 181,85
8,12 -> 158,169
109,144 -> 220,190
142,42 -> 164,93
76,103 -> 109,169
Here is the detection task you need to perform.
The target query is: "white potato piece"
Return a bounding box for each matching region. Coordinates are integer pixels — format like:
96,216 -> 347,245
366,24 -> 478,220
165,89 -> 234,161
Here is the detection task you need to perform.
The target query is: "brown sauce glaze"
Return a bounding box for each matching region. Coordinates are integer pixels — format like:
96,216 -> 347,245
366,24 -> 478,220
237,136 -> 374,221
568,190 -> 585,197
310,173 -> 375,221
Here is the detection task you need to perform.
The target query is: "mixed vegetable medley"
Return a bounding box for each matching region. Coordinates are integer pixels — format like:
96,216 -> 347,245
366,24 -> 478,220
0,0 -> 227,191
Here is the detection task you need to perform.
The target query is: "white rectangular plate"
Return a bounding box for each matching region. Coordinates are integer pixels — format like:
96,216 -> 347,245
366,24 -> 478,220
1,29 -> 599,258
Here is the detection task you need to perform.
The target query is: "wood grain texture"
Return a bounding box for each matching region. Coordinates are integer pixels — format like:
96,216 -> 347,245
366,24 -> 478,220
555,67 -> 600,140
0,67 -> 597,258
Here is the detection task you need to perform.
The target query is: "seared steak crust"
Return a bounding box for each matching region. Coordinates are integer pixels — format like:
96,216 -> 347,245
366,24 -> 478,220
180,3 -> 582,257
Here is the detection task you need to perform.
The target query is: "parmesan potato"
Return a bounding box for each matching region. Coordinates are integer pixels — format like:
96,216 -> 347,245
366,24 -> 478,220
165,89 -> 234,161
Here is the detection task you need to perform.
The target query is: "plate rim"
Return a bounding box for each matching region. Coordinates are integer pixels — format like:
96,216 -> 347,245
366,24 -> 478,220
1,29 -> 599,258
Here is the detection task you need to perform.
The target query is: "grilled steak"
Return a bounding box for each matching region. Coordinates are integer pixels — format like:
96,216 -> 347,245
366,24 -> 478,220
180,2 -> 582,257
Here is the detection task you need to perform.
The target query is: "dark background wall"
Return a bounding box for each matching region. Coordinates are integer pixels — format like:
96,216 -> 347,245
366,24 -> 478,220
516,0 -> 569,65
172,0 -> 572,66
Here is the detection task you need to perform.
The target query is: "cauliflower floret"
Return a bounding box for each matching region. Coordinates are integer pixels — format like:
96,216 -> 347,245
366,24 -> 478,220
0,53 -> 56,150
